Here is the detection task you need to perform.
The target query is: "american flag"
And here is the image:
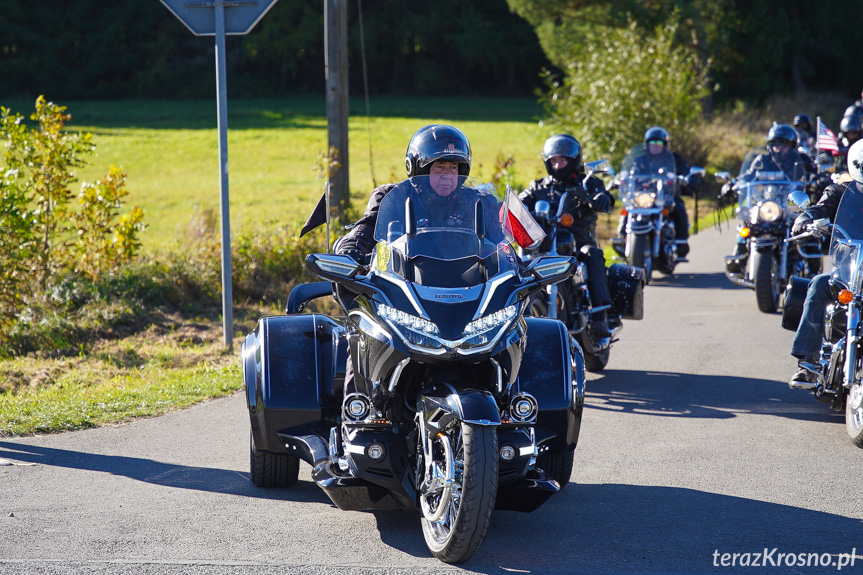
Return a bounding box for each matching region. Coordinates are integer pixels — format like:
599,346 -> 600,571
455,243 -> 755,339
817,117 -> 839,153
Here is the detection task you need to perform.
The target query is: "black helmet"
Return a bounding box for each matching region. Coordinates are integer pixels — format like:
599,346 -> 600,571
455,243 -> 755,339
844,105 -> 863,118
792,113 -> 812,129
644,126 -> 670,146
766,123 -> 798,148
404,125 -> 471,177
541,134 -> 582,180
840,114 -> 863,133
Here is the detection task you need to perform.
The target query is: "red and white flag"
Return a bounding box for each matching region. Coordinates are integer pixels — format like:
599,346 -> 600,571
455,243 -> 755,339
817,117 -> 839,153
501,188 -> 546,249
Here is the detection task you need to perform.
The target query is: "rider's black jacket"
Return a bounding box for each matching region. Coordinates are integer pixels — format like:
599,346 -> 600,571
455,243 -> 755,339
519,173 -> 613,247
804,182 -> 848,222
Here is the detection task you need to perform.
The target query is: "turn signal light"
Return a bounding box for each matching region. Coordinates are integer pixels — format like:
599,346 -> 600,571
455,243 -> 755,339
838,290 -> 854,304
620,208 -> 628,216
739,227 -> 751,238
661,208 -> 669,217
560,213 -> 574,227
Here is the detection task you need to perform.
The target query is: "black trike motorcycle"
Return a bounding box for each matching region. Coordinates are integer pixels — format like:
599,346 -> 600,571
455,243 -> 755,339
242,177 -> 592,563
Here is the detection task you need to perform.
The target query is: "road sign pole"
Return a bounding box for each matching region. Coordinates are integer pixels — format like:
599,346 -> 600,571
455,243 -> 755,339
215,3 -> 233,349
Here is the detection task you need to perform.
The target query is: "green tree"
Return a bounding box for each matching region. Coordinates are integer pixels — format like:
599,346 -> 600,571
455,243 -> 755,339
540,16 -> 711,167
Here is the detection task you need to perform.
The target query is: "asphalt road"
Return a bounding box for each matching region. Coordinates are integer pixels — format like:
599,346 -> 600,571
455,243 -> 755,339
2,226 -> 862,575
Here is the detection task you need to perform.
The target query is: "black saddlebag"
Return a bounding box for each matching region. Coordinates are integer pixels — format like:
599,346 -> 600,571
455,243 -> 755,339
242,314 -> 348,453
518,317 -> 585,454
607,263 -> 646,320
781,276 -> 811,331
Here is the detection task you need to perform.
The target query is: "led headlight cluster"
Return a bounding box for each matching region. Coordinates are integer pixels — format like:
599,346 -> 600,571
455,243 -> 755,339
377,304 -> 439,336
464,305 -> 518,336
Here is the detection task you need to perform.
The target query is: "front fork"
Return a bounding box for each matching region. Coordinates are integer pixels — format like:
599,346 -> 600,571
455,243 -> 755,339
844,304 -> 860,389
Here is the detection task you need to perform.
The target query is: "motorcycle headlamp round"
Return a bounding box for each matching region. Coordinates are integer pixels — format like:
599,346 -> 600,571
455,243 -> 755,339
634,193 -> 656,208
758,201 -> 782,222
344,394 -> 371,421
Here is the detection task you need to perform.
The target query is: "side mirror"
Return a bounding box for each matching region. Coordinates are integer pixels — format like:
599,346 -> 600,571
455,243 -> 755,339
787,189 -> 811,213
534,200 -> 551,219
584,159 -> 611,176
526,256 -> 575,284
688,166 -> 707,178
714,171 -> 731,183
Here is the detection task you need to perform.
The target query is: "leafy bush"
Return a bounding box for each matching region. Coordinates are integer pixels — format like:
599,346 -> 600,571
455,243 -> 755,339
539,15 -> 712,168
0,97 -> 145,335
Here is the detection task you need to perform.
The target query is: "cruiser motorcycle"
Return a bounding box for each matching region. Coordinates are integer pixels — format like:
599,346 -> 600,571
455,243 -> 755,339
611,144 -> 705,282
519,160 -> 645,372
242,176 -> 588,563
716,147 -> 821,313
782,184 -> 863,447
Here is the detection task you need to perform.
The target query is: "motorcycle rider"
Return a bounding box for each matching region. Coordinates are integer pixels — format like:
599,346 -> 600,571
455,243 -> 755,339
718,124 -> 816,259
617,127 -> 698,259
336,124 -> 488,261
519,133 -> 615,337
833,114 -> 863,174
793,113 -> 815,149
335,124 -> 504,395
787,139 -> 863,389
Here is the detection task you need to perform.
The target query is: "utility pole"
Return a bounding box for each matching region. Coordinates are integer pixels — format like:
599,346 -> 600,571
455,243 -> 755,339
325,0 -> 350,217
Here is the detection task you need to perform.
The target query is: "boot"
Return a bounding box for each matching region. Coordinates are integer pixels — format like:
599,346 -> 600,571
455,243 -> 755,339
588,310 -> 611,339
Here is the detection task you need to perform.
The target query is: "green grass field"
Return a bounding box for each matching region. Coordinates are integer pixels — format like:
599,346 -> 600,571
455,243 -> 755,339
1,97 -> 557,251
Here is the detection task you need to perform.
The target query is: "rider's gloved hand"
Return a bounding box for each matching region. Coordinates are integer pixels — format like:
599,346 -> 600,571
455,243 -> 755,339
589,191 -> 612,213
791,213 -> 812,236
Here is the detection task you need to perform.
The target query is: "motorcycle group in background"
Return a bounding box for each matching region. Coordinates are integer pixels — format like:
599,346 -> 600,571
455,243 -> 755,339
715,100 -> 863,447
238,110 -> 863,564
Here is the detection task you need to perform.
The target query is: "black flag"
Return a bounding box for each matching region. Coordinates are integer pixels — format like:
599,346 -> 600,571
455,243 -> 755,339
300,190 -> 328,237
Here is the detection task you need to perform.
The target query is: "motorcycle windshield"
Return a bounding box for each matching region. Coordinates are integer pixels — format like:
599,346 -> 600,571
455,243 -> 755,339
828,182 -> 863,291
736,147 -> 806,221
371,176 -> 520,288
618,144 -> 676,208
738,146 -> 806,182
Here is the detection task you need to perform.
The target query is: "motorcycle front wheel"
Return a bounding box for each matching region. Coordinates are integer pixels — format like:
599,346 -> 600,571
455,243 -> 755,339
753,249 -> 781,313
420,422 -> 498,563
846,383 -> 863,448
630,233 -> 652,284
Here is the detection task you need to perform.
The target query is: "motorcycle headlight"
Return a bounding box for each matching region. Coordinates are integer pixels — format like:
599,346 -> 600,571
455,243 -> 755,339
377,304 -> 442,349
461,304 -> 520,348
758,200 -> 782,222
633,193 -> 656,208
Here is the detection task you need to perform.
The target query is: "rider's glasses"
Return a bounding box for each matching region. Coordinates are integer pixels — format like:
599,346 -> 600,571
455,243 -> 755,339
647,140 -> 665,146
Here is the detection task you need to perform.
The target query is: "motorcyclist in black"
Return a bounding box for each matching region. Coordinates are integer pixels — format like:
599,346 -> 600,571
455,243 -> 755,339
786,139 -> 863,388
336,124 -> 478,261
617,127 -> 698,258
519,133 -> 615,337
793,113 -> 815,150
833,114 -> 863,174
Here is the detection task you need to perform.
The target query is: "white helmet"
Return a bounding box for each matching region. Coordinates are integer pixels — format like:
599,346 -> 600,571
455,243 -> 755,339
849,139 -> 863,183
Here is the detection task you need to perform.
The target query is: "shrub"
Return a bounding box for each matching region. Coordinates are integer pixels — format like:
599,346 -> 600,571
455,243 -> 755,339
539,14 -> 712,168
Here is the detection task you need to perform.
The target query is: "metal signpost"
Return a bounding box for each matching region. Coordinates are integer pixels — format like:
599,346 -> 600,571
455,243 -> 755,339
159,0 -> 279,348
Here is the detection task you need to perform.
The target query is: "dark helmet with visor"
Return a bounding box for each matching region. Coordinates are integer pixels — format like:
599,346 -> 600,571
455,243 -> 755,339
840,114 -> 862,134
792,113 -> 812,129
766,123 -> 798,148
542,134 -> 582,181
644,126 -> 670,146
404,125 -> 471,177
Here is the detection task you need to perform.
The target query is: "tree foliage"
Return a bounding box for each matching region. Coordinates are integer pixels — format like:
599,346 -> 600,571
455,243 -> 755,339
508,0 -> 863,105
540,17 -> 711,167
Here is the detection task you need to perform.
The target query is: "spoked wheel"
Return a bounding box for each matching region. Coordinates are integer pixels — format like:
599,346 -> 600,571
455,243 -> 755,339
630,234 -> 652,283
420,422 -> 498,564
846,383 -> 863,448
753,250 -> 781,313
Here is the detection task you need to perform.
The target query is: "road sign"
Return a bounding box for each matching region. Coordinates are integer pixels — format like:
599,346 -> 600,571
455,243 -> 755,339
159,0 -> 279,36
159,0 -> 280,348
